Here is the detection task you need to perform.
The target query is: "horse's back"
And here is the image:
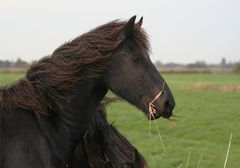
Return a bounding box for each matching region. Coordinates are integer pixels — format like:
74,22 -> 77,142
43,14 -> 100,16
1,109 -> 53,168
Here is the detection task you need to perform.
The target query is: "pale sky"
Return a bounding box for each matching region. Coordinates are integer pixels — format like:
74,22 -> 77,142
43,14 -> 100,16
0,0 -> 240,64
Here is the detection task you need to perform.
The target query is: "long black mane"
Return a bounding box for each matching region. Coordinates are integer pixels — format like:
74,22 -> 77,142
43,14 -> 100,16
0,20 -> 150,116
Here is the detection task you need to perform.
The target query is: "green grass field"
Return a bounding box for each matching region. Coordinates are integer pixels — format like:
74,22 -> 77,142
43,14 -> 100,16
1,72 -> 240,168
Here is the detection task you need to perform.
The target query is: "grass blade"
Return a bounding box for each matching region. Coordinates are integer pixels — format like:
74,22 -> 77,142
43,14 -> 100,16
196,154 -> 203,168
186,151 -> 191,168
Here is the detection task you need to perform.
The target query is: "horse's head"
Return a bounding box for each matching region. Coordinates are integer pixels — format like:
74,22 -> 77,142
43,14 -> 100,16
104,16 -> 175,120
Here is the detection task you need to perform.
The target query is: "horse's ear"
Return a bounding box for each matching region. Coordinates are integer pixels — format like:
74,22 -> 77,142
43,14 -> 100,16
117,15 -> 136,41
136,17 -> 143,27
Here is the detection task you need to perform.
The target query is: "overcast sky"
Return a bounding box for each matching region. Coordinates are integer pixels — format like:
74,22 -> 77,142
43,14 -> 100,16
0,0 -> 239,64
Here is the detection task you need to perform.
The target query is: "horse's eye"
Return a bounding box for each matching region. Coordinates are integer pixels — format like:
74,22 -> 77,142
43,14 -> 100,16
133,56 -> 141,63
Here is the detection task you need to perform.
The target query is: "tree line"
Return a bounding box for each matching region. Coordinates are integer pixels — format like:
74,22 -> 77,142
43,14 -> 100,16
1,57 -> 239,72
0,58 -> 29,68
155,58 -> 239,68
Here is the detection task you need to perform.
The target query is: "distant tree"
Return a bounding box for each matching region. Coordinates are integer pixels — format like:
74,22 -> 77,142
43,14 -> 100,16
220,57 -> 227,67
0,60 -> 13,68
187,61 -> 207,68
0,60 -> 4,68
14,58 -> 29,67
164,62 -> 183,68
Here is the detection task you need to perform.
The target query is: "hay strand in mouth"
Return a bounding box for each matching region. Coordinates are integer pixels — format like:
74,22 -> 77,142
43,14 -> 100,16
148,81 -> 165,119
147,82 -> 166,152
148,113 -> 152,136
150,112 -> 166,152
148,81 -> 177,126
148,81 -> 165,117
153,119 -> 166,152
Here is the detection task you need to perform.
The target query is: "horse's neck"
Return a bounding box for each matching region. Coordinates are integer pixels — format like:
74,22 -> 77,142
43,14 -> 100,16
38,80 -> 107,167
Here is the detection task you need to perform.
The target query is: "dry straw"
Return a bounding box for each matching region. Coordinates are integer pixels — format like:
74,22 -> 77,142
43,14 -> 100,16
148,81 -> 165,116
148,81 -> 166,152
224,133 -> 233,168
148,81 -> 176,125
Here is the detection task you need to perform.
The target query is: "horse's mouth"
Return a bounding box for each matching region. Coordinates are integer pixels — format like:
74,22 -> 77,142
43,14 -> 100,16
147,109 -> 173,120
146,83 -> 172,120
145,88 -> 175,120
146,101 -> 173,120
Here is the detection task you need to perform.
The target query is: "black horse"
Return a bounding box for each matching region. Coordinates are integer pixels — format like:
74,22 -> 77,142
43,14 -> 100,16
0,16 -> 175,168
69,97 -> 148,168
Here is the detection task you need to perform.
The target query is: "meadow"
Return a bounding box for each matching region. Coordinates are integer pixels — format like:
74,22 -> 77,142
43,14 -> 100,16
1,72 -> 240,168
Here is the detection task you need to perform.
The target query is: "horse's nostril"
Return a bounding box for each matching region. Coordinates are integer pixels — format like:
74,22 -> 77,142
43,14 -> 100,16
161,100 -> 175,118
164,100 -> 175,113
